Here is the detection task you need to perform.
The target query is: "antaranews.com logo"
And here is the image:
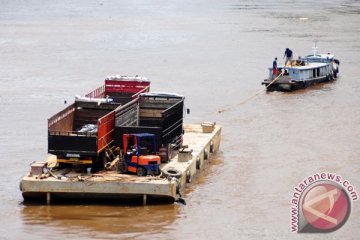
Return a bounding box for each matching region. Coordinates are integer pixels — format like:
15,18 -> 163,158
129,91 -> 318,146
290,172 -> 358,233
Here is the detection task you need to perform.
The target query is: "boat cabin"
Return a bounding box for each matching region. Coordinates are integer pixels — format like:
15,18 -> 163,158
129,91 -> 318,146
269,61 -> 331,81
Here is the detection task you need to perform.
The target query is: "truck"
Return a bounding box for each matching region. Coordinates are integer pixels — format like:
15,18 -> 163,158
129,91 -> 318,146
47,76 -> 150,170
114,93 -> 185,162
119,133 -> 161,176
85,75 -> 150,103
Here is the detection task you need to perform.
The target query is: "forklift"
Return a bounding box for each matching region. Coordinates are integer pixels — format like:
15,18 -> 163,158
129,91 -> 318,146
118,133 -> 161,176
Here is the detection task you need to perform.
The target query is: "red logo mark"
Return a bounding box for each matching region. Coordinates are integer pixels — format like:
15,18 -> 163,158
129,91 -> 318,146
302,183 -> 350,231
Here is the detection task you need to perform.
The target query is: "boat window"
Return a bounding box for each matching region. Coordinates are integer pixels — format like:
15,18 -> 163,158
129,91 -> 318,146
317,68 -> 320,77
313,69 -> 316,78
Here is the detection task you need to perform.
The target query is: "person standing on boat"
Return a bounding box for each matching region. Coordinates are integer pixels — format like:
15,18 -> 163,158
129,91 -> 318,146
272,57 -> 278,77
284,48 -> 293,66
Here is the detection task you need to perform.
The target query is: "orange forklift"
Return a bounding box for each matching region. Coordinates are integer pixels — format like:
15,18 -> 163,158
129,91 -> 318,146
118,133 -> 161,176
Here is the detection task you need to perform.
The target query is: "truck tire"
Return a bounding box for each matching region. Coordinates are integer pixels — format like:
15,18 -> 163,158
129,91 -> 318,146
91,156 -> 101,173
204,149 -> 209,160
162,167 -> 182,179
210,141 -> 214,153
118,162 -> 127,174
94,152 -> 106,171
196,156 -> 201,170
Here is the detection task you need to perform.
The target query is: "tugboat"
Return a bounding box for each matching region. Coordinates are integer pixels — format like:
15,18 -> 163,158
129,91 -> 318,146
262,44 -> 340,91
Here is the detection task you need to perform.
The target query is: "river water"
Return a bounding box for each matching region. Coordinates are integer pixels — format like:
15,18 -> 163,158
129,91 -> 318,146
0,0 -> 359,239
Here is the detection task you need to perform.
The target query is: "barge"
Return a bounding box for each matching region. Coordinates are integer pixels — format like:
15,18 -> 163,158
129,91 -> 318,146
20,123 -> 221,204
262,45 -> 340,91
20,75 -> 221,204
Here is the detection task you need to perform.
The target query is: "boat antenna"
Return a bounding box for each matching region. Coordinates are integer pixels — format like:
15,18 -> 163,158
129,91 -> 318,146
312,40 -> 318,56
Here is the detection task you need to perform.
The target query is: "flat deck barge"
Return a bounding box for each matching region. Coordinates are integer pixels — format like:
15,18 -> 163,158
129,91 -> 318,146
20,123 -> 221,204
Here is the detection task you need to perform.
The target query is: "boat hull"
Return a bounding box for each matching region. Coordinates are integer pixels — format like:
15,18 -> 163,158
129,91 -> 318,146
262,74 -> 334,92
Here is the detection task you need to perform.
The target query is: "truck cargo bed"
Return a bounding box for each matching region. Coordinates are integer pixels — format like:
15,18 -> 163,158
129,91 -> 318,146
48,101 -> 118,158
47,77 -> 151,166
114,93 -> 185,160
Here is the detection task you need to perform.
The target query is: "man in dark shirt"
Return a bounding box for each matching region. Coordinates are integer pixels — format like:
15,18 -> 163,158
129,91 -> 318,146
284,48 -> 293,66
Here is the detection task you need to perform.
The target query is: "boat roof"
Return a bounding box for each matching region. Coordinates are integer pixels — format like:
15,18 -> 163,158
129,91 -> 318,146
269,62 -> 328,70
302,53 -> 335,59
289,62 -> 328,69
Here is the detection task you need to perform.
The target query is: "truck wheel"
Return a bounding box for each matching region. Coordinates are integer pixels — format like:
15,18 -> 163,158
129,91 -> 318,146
137,167 -> 146,177
118,163 -> 127,174
196,156 -> 201,170
95,152 -> 106,171
91,156 -> 99,173
162,167 -> 182,178
210,141 -> 214,153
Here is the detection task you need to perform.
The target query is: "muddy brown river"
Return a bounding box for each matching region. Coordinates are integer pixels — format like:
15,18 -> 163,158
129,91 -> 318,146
0,0 -> 359,239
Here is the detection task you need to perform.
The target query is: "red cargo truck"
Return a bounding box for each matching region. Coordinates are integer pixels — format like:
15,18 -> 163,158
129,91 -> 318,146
47,76 -> 150,170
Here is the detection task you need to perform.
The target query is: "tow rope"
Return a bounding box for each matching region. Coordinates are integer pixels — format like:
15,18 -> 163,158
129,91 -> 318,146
216,72 -> 284,114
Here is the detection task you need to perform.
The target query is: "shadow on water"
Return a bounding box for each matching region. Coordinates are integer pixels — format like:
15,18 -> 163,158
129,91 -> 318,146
20,201 -> 179,237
